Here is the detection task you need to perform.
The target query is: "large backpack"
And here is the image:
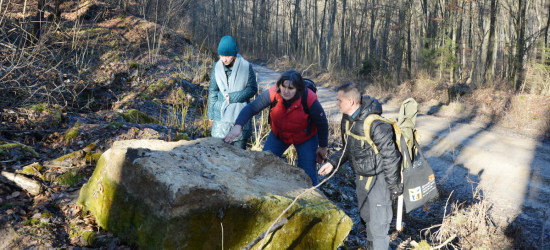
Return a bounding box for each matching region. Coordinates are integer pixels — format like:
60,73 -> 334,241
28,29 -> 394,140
344,98 -> 438,215
268,78 -> 318,136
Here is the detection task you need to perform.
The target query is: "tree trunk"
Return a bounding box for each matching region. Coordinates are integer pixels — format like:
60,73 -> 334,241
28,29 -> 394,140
276,0 -> 280,56
544,0 -> 550,63
318,0 -> 328,67
340,0 -> 347,68
327,0 -> 337,70
32,0 -> 45,44
54,0 -> 62,22
380,3 -> 392,69
394,0 -> 407,84
512,0 -> 527,90
407,1 -> 412,78
368,2 -> 377,59
485,0 -> 498,83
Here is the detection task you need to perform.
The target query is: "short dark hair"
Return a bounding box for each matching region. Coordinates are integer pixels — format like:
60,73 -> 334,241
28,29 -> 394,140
337,82 -> 362,104
276,69 -> 305,97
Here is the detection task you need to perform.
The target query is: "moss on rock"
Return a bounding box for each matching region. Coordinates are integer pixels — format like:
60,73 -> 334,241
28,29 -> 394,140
85,153 -> 102,162
81,231 -> 98,246
56,169 -> 86,186
78,155 -> 352,249
18,163 -> 44,176
121,109 -> 158,124
0,142 -> 39,157
65,129 -> 80,142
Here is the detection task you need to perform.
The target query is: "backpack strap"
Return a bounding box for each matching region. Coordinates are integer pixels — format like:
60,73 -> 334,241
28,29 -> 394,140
364,115 -> 403,154
300,90 -> 314,136
301,88 -> 309,114
268,87 -> 278,125
344,115 -> 403,154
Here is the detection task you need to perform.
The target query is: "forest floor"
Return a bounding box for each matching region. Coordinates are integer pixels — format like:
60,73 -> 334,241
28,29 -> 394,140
1,0 -> 549,249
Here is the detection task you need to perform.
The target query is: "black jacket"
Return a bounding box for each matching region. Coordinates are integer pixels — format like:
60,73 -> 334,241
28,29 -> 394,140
328,96 -> 401,186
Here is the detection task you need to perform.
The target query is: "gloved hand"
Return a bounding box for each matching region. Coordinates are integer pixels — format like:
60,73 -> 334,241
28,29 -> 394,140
388,183 -> 404,201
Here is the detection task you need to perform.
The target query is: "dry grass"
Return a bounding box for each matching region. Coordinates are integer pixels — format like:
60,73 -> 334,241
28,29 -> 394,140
427,192 -> 517,249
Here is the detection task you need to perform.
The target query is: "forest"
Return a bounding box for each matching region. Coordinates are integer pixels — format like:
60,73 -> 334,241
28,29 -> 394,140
154,0 -> 550,94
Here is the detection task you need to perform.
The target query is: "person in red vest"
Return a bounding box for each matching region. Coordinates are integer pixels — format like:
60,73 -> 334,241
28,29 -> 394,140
224,69 -> 329,186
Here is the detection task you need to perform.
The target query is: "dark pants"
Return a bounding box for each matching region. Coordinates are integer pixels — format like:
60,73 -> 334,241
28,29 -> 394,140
231,139 -> 248,150
262,131 -> 319,186
356,173 -> 391,249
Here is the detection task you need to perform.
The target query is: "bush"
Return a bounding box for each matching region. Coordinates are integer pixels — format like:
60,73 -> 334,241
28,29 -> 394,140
360,58 -> 381,76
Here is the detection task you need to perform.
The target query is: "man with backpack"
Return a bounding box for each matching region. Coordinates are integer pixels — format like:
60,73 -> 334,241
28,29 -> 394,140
318,82 -> 403,250
224,69 -> 329,186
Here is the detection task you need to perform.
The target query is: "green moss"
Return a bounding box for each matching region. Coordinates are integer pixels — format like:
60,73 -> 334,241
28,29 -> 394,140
0,142 -> 39,157
1,203 -> 16,209
128,61 -> 149,70
19,163 -> 44,175
138,93 -> 151,100
106,122 -> 123,128
56,169 -> 85,187
86,153 -> 102,162
53,150 -> 85,163
121,109 -> 158,124
414,240 -> 432,250
23,218 -> 40,226
82,231 -> 98,246
175,133 -> 191,141
27,103 -> 47,112
68,222 -> 83,239
65,129 -> 80,143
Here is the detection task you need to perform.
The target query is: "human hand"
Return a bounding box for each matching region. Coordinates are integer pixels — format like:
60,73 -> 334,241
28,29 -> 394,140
315,147 -> 328,161
317,162 -> 334,176
388,183 -> 404,201
224,94 -> 230,103
224,125 -> 242,143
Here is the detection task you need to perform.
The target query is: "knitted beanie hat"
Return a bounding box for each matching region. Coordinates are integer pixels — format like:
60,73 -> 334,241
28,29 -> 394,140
217,36 -> 238,56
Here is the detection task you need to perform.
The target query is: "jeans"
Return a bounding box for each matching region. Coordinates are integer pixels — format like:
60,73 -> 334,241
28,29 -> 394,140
263,131 -> 319,186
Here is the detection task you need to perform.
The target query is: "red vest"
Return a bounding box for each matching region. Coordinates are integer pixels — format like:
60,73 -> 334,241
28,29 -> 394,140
268,85 -> 318,146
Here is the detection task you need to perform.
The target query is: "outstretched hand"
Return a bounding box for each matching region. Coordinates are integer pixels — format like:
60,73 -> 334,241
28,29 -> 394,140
224,125 -> 242,143
317,162 -> 334,176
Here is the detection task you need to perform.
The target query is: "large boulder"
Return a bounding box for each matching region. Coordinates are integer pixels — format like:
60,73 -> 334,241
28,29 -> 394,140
78,138 -> 352,249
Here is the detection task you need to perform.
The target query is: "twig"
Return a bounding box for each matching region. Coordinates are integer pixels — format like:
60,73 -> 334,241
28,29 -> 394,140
43,164 -> 74,169
257,123 -> 355,249
430,234 -> 456,250
3,109 -> 38,126
301,63 -> 317,76
243,218 -> 288,250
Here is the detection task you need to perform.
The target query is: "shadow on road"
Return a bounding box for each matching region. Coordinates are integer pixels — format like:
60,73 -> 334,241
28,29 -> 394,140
418,96 -> 550,249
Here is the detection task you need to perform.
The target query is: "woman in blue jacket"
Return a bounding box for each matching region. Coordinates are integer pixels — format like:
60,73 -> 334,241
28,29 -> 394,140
207,36 -> 258,149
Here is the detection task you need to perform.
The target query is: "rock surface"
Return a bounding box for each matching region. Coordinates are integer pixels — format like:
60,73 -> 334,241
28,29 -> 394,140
78,138 -> 352,249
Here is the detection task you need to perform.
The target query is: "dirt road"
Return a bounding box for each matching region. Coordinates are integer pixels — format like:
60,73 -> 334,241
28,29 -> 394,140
254,64 -> 550,245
